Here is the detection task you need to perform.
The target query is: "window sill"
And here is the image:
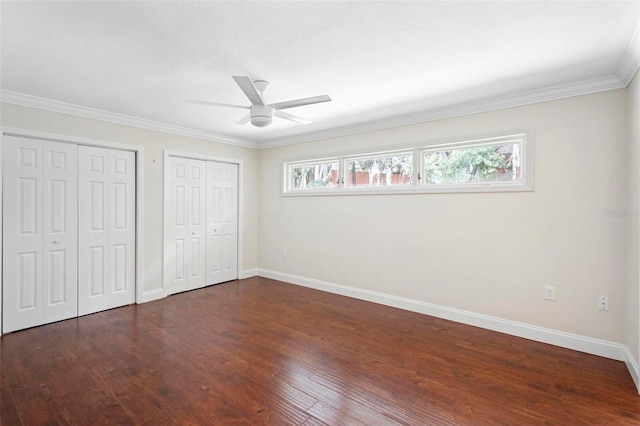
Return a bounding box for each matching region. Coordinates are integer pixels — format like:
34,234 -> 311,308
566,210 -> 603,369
282,182 -> 533,196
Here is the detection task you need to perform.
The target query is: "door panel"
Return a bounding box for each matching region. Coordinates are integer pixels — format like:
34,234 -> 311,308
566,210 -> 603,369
90,246 -> 105,296
108,149 -> 135,307
18,252 -> 38,310
175,239 -> 185,280
206,162 -> 223,284
206,161 -> 238,285
43,142 -> 78,320
48,180 -> 67,233
187,162 -> 206,289
79,147 -> 110,315
19,177 -> 38,234
165,157 -> 206,295
165,156 -> 189,295
78,146 -> 135,315
3,137 -> 77,333
221,163 -> 238,282
48,249 -> 66,305
190,236 -> 201,278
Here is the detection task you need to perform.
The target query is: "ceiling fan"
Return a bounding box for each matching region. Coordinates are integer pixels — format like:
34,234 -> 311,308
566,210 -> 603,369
188,76 -> 331,127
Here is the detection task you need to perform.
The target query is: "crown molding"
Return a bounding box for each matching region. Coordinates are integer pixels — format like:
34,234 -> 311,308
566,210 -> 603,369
258,73 -> 626,149
618,21 -> 640,86
0,90 -> 258,149
0,69 -> 630,152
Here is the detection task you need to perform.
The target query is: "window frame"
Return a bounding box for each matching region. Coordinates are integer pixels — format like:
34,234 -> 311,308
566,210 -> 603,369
342,149 -> 416,192
281,130 -> 533,196
282,157 -> 342,194
418,134 -> 530,192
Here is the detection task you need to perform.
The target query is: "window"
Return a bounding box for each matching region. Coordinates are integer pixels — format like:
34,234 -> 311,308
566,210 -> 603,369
345,151 -> 413,188
283,131 -> 531,195
285,159 -> 340,192
421,137 -> 522,187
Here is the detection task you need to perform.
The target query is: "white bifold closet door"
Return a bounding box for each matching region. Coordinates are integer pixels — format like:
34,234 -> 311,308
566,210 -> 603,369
165,157 -> 238,296
165,157 -> 207,295
78,146 -> 135,316
206,161 -> 238,284
3,137 -> 78,333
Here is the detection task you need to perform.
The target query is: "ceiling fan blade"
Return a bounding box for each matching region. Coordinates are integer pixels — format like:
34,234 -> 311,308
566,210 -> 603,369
270,95 -> 331,110
185,100 -> 249,109
232,75 -> 265,106
275,110 -> 311,125
236,114 -> 251,125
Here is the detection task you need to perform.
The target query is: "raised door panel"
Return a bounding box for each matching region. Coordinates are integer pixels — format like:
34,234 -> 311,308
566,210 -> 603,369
164,156 -> 189,295
221,163 -> 238,282
42,142 -> 78,321
165,157 -> 207,294
3,137 -> 44,332
79,146 -> 136,315
206,162 -> 223,285
78,146 -> 110,315
3,137 -> 78,333
108,150 -> 135,308
186,160 -> 206,290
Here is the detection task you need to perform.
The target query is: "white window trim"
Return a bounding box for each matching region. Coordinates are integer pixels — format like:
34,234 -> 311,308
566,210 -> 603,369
282,129 -> 533,196
283,156 -> 342,194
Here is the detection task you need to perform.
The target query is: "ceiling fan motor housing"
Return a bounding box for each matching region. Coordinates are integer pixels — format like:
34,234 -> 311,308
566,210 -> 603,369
250,105 -> 273,127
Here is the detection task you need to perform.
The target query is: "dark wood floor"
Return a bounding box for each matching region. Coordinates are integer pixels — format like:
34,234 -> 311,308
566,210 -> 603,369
1,277 -> 639,425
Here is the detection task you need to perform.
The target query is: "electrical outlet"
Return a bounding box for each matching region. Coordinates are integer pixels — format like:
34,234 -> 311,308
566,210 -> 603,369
281,249 -> 288,258
598,296 -> 609,311
544,286 -> 556,301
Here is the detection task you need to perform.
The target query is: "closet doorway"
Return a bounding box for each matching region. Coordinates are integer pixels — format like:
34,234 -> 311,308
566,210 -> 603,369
163,152 -> 240,296
1,131 -> 142,333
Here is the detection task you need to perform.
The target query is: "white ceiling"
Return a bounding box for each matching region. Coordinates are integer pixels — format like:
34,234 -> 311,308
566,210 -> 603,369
1,1 -> 639,148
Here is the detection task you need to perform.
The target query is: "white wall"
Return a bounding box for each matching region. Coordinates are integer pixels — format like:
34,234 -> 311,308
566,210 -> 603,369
627,71 -> 640,371
259,89 -> 629,343
1,88 -> 634,359
0,102 -> 260,298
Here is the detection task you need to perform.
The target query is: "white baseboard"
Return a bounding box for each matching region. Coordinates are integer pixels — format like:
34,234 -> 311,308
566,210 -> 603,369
240,268 -> 259,279
258,269 -> 632,366
624,346 -> 640,393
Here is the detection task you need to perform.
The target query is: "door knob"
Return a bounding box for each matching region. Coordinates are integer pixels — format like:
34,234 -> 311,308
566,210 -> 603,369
53,239 -> 60,244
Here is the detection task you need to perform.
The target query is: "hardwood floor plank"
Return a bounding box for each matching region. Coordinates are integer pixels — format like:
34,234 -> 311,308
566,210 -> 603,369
277,366 -> 407,426
309,369 -> 458,425
1,277 -> 639,425
251,408 -> 310,426
305,401 -> 368,426
0,369 -> 22,426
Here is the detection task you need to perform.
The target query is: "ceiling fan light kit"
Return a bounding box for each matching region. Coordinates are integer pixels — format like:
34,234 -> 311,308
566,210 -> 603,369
190,75 -> 331,128
250,105 -> 274,127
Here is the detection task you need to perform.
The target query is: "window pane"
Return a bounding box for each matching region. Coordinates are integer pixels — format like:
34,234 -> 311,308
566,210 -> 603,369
422,143 -> 520,185
345,153 -> 413,188
288,161 -> 339,190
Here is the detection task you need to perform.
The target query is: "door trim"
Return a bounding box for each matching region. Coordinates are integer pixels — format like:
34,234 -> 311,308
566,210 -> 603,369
1,127 -> 145,335
163,150 -> 244,298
